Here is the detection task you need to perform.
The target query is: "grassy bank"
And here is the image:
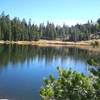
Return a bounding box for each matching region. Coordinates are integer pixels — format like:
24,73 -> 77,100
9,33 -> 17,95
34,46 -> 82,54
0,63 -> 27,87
0,39 -> 100,45
0,39 -> 100,52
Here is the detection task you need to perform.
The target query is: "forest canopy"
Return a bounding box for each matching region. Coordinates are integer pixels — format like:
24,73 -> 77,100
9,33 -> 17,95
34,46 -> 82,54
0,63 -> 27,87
0,12 -> 100,41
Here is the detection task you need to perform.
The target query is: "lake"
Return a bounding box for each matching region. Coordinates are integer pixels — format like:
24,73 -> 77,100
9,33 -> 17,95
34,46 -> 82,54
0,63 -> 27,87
0,44 -> 99,100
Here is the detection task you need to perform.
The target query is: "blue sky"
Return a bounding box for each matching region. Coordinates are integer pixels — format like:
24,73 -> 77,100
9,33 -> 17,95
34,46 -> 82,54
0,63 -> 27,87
0,0 -> 100,26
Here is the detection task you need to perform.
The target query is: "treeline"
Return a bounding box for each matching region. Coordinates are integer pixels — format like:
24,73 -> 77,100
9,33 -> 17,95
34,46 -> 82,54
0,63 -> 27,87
0,12 -> 100,41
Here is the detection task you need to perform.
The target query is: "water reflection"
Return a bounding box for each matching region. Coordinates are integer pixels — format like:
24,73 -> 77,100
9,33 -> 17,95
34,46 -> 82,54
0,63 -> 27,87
0,44 -> 100,67
0,44 -> 100,100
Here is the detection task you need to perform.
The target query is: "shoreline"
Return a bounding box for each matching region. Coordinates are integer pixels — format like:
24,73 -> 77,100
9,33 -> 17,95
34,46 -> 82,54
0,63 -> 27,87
0,40 -> 100,52
0,39 -> 100,45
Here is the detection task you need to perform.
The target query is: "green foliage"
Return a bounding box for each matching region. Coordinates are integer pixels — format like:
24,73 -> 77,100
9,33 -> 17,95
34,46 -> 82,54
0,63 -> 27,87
97,18 -> 100,26
87,59 -> 100,66
90,41 -> 99,48
87,59 -> 100,99
0,12 -> 100,41
40,67 -> 97,100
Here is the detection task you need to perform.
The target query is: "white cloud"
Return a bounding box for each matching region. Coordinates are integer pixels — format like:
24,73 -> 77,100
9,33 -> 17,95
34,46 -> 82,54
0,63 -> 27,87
51,19 -> 87,26
34,19 -> 87,27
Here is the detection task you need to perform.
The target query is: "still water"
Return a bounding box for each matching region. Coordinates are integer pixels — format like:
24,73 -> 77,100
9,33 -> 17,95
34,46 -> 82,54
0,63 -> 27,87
0,44 -> 99,100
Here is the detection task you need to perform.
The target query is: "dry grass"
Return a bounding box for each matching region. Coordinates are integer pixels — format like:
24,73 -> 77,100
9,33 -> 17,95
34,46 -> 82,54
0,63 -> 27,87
0,39 -> 100,46
0,39 -> 100,52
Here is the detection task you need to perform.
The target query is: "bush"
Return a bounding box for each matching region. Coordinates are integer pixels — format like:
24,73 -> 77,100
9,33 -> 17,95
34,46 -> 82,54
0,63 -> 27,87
87,59 -> 100,66
40,67 -> 97,100
90,41 -> 99,48
87,59 -> 100,99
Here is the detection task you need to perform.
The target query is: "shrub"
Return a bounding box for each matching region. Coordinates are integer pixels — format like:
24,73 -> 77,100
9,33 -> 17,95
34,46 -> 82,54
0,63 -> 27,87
40,67 -> 97,100
87,59 -> 100,99
90,41 -> 99,48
